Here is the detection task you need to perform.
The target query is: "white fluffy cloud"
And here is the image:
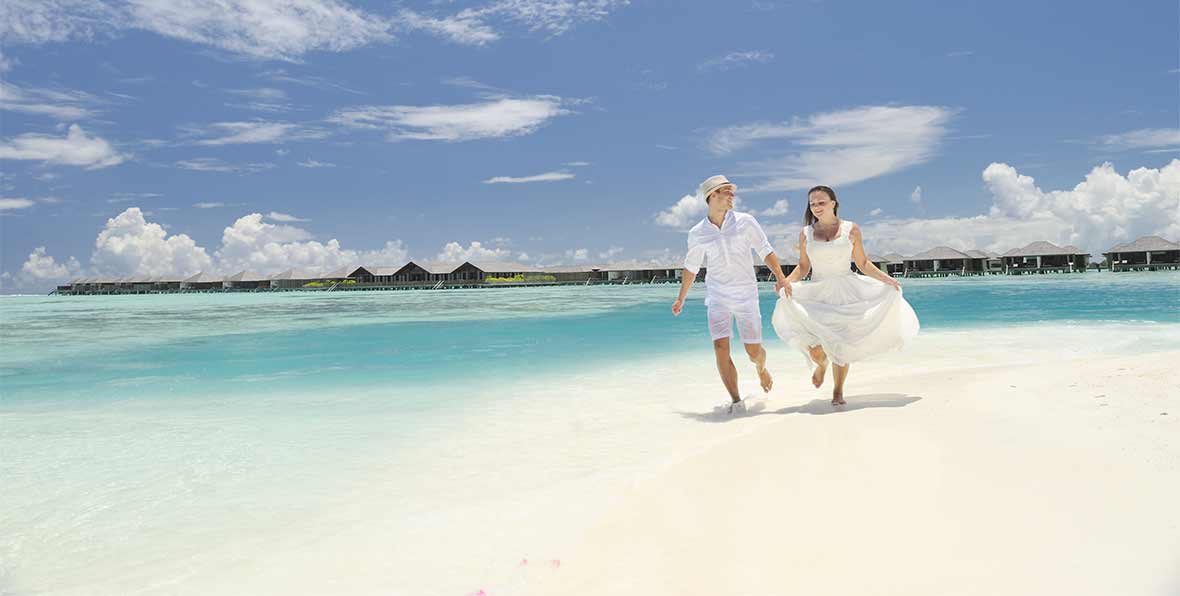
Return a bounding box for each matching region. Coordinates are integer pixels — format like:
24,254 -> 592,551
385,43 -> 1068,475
655,193 -> 706,229
216,213 -> 409,273
756,198 -> 790,217
329,96 -> 571,142
6,208 -> 416,289
0,246 -> 82,292
0,0 -> 393,61
860,160 -> 1180,256
482,171 -> 574,184
0,123 -> 128,168
91,207 -> 213,276
435,241 -> 511,262
21,246 -> 81,279
709,105 -> 955,192
655,191 -> 749,228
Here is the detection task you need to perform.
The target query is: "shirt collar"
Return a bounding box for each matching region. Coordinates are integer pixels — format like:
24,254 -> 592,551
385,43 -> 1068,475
704,210 -> 734,232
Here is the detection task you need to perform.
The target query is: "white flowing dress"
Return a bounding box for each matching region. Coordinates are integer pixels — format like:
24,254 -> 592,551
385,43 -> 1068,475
772,220 -> 919,367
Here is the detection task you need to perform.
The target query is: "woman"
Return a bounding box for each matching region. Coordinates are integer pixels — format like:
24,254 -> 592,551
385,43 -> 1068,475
772,186 -> 920,405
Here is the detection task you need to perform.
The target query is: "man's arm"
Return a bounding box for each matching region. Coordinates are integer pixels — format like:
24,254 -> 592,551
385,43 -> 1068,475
674,230 -> 706,315
763,252 -> 789,293
671,269 -> 696,316
743,215 -> 790,292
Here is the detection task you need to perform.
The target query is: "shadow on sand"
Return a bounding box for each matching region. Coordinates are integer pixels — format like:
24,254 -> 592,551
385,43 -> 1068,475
677,393 -> 922,423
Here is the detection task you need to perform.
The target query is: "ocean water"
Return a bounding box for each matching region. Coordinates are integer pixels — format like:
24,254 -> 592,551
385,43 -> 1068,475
2,271 -> 1179,595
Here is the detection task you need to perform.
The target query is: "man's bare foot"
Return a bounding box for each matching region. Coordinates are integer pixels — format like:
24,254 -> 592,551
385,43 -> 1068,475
758,366 -> 774,392
831,389 -> 846,406
811,360 -> 828,388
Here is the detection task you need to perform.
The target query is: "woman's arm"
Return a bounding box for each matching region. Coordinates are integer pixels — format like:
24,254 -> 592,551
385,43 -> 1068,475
780,231 -> 811,294
850,225 -> 900,289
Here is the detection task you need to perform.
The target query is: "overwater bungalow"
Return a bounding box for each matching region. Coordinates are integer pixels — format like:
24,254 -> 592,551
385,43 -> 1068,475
879,253 -> 907,276
181,271 -> 224,291
347,265 -> 404,284
1103,236 -> 1180,271
605,260 -> 682,283
223,271 -> 269,290
964,250 -> 1004,274
1003,241 -> 1089,274
269,269 -> 322,289
153,275 -> 184,292
862,254 -> 891,273
453,261 -> 536,281
904,247 -> 972,276
392,261 -> 460,284
538,265 -> 609,283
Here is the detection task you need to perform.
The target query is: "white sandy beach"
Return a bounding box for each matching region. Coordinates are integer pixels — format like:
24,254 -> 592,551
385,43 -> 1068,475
523,350 -> 1180,596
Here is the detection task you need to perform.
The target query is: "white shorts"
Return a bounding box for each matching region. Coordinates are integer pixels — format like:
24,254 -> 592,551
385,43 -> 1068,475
707,300 -> 763,344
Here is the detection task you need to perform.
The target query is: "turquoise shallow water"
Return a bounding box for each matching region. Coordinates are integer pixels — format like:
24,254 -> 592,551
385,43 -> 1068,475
1,271 -> 1179,595
1,271 -> 1178,403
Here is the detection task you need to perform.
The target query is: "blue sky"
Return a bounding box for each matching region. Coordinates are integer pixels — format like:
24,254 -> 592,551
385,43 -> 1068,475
1,0 -> 1177,291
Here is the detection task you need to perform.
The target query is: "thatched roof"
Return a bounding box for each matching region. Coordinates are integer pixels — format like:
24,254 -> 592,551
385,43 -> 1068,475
269,268 -> 322,281
465,260 -> 538,273
964,249 -> 999,259
225,271 -> 268,283
320,266 -> 354,279
1104,235 -> 1180,253
408,261 -> 461,275
907,246 -> 971,260
1002,241 -> 1082,257
183,271 -> 223,284
350,265 -> 404,277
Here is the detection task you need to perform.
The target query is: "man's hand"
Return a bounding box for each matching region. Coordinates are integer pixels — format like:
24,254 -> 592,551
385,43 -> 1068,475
671,298 -> 685,316
776,279 -> 792,298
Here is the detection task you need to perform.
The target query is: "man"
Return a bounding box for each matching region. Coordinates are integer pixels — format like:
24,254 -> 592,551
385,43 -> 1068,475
672,175 -> 789,413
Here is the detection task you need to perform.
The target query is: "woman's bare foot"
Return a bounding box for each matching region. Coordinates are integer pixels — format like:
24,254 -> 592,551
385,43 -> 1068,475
757,366 -> 773,392
831,389 -> 846,406
811,360 -> 828,388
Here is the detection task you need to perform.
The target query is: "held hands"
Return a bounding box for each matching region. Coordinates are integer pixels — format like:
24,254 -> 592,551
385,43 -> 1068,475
671,298 -> 685,316
776,279 -> 792,298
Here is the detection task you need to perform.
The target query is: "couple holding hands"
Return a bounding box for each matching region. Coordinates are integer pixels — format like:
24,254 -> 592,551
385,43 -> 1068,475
671,175 -> 919,411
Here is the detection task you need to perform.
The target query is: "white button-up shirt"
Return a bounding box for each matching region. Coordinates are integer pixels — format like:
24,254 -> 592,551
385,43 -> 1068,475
683,210 -> 774,306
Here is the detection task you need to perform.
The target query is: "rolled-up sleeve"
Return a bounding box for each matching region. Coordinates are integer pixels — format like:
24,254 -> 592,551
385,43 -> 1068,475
684,231 -> 707,272
743,215 -> 774,260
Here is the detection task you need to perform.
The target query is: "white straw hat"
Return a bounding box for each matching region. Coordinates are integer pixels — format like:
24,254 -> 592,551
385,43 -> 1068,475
698,175 -> 735,202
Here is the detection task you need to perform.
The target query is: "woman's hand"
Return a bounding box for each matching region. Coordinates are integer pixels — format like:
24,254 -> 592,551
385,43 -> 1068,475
884,277 -> 901,291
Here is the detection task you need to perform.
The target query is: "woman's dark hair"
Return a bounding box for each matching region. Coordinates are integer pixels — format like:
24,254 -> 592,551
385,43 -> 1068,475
804,185 -> 838,226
